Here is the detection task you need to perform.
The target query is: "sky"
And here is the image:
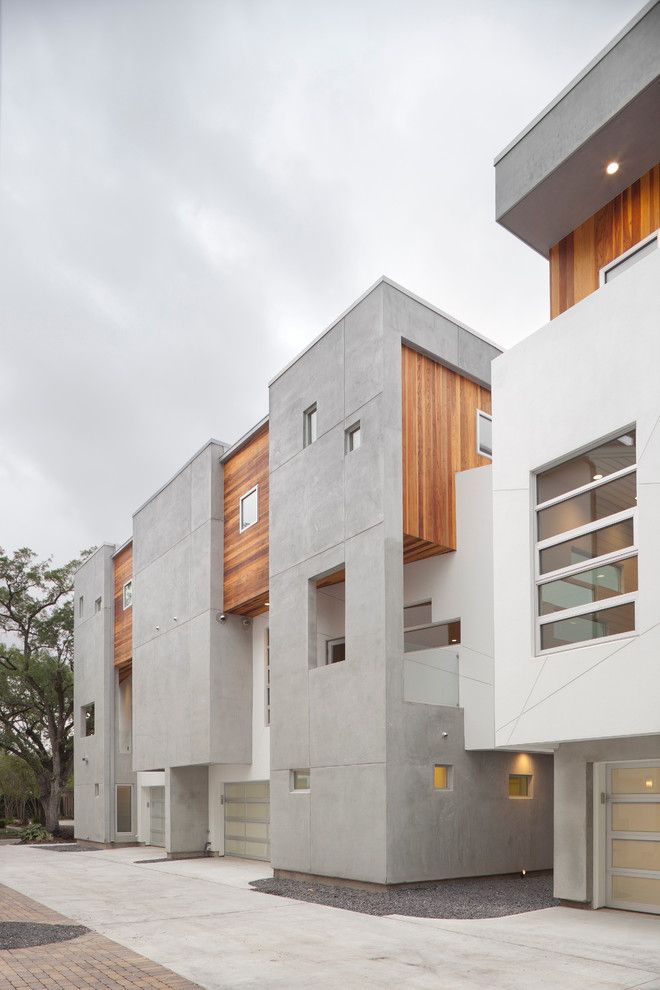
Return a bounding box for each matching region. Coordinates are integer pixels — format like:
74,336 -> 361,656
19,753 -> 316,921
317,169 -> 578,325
0,0 -> 644,564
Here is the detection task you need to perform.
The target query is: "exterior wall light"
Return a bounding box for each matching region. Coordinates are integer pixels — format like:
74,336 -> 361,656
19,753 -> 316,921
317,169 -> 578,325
606,161 -> 619,175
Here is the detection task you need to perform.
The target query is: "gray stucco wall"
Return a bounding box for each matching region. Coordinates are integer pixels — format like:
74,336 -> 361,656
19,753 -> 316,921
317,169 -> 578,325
166,764 -> 209,855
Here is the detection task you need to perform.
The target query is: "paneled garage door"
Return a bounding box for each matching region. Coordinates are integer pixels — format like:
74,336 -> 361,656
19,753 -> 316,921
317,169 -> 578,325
607,762 -> 660,914
149,787 -> 165,847
224,781 -> 270,861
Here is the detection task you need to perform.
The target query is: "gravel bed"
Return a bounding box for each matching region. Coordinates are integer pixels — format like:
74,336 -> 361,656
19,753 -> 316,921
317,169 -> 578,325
33,843 -> 91,852
0,922 -> 88,949
250,870 -> 558,919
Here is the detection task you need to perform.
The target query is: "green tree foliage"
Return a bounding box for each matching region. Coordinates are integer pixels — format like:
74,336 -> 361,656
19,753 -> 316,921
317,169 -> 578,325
0,752 -> 38,821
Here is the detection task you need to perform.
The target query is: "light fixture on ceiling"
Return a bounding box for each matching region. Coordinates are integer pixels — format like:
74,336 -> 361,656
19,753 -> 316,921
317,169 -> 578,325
593,473 -> 603,481
606,161 -> 620,175
646,778 -> 654,789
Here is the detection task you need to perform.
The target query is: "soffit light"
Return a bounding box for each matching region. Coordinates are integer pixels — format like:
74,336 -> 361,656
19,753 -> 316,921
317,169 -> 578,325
606,161 -> 620,175
593,473 -> 603,481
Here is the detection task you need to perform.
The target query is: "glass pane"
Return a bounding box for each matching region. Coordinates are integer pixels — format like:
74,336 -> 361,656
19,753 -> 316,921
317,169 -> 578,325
539,556 -> 637,615
326,638 -> 346,663
404,621 -> 460,652
612,768 -> 660,795
404,602 -> 432,629
240,490 -> 258,529
612,839 -> 660,870
225,838 -> 245,855
611,803 -> 660,832
245,822 -> 269,841
605,238 -> 657,283
537,431 -> 636,504
116,786 -> 132,833
434,766 -> 449,789
509,774 -> 531,797
478,413 -> 492,457
541,602 -> 634,650
225,783 -> 245,800
350,427 -> 361,450
612,875 -> 660,907
245,781 -> 269,800
293,770 -> 310,790
83,704 -> 95,737
539,519 -> 634,575
537,473 -> 636,541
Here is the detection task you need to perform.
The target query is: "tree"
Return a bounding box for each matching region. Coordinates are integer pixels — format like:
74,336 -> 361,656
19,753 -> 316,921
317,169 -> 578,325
0,547 -> 88,832
0,752 -> 39,822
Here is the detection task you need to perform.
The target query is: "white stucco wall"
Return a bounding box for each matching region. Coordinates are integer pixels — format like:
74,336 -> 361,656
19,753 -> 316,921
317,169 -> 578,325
492,249 -> 660,748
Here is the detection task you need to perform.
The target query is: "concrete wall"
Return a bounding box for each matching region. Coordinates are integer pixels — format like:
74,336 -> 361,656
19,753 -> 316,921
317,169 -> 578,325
493,248 -> 660,750
166,765 -> 209,856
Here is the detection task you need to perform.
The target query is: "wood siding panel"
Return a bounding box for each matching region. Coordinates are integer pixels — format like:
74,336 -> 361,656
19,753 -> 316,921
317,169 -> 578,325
402,345 -> 491,561
223,423 -> 269,616
114,543 -> 132,669
550,164 -> 660,317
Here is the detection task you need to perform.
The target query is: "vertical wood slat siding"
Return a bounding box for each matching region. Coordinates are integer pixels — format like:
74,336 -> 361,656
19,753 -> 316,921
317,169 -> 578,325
114,543 -> 132,669
402,344 -> 492,561
223,423 -> 269,616
550,164 -> 660,317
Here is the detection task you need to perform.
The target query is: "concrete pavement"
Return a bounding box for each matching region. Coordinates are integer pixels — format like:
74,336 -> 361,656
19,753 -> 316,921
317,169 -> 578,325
0,845 -> 659,989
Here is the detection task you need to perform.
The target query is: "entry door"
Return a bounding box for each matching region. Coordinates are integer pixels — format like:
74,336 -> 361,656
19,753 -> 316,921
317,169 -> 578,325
149,787 -> 165,847
224,781 -> 270,861
606,762 -> 660,914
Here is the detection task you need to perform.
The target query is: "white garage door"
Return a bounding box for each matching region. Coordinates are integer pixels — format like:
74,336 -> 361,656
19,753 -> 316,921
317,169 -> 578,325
606,762 -> 660,914
224,781 -> 270,861
149,787 -> 165,847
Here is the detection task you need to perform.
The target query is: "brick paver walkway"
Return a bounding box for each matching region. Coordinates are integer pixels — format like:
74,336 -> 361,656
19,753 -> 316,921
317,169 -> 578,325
0,883 -> 202,990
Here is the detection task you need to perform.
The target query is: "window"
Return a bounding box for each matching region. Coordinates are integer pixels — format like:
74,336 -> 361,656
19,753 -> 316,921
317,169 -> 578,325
117,669 -> 132,754
345,422 -> 361,452
509,774 -> 532,798
95,597 -> 102,613
601,232 -> 658,285
477,410 -> 492,458
78,596 -> 84,618
303,403 -> 317,447
535,430 -> 637,653
434,765 -> 452,790
239,485 -> 259,532
82,703 -> 95,737
116,784 -> 132,833
264,628 -> 271,726
122,580 -> 133,610
404,602 -> 460,652
291,769 -> 310,791
326,637 -> 345,664
94,783 -> 99,797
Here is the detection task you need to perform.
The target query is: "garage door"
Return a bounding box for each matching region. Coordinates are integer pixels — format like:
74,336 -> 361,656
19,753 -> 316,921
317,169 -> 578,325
224,781 -> 270,861
149,787 -> 165,847
606,762 -> 660,914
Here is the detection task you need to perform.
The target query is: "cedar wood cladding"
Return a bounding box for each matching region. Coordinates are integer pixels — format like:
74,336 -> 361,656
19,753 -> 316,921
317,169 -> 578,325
113,542 -> 132,669
402,344 -> 491,561
223,422 -> 269,616
550,164 -> 660,318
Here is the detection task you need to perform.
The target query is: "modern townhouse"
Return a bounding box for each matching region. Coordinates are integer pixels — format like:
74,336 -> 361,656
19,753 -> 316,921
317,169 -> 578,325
492,1 -> 660,914
73,275 -> 553,885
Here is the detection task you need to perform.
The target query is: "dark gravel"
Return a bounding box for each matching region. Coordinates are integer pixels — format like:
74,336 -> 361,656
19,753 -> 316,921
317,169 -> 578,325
0,922 -> 88,950
250,870 -> 558,919
33,844 -> 91,852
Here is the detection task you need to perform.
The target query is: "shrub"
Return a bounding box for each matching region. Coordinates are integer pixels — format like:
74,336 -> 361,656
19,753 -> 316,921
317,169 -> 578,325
0,819 -> 6,830
19,823 -> 53,844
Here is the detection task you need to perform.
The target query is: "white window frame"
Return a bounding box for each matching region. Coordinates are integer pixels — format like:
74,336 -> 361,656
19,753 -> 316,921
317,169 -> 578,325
476,409 -> 492,459
122,580 -> 133,611
325,636 -> 346,664
534,443 -> 638,657
303,403 -> 317,448
599,229 -> 659,286
345,421 -> 361,453
290,769 -> 310,792
239,484 -> 259,533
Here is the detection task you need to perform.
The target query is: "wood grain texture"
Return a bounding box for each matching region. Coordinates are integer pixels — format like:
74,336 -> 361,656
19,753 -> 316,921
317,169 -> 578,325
223,423 -> 269,615
550,164 -> 660,317
113,543 -> 132,669
402,345 -> 492,561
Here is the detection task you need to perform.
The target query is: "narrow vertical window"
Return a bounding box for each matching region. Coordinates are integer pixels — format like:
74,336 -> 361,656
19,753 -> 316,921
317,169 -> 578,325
78,596 -> 84,618
82,703 -> 95,737
303,404 -> 318,447
345,422 -> 361,452
95,596 -> 102,613
264,627 -> 271,726
477,410 -> 492,458
239,485 -> 259,532
433,765 -> 452,790
116,785 -> 132,833
122,580 -> 133,610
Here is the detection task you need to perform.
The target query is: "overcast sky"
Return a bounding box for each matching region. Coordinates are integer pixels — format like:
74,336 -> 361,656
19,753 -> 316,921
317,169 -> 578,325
1,0 -> 643,564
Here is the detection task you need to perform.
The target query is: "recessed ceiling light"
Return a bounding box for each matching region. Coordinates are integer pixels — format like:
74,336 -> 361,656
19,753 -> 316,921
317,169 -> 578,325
593,473 -> 603,481
606,161 -> 619,175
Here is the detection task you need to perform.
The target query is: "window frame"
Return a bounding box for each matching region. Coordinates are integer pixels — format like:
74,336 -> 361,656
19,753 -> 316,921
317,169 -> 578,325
508,773 -> 533,799
345,421 -> 361,453
433,765 -> 453,791
122,580 -> 133,611
95,596 -> 102,613
81,702 -> 95,737
534,435 -> 638,657
78,596 -> 84,619
476,409 -> 492,459
239,484 -> 259,534
303,403 -> 318,448
291,769 -> 310,792
600,230 -> 659,286
325,636 -> 346,665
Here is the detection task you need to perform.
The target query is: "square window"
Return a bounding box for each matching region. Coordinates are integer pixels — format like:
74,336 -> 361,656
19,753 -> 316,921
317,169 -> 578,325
95,597 -> 102,613
434,765 -> 452,790
509,774 -> 532,798
303,404 -> 318,447
326,636 -> 345,664
240,485 -> 259,532
122,580 -> 133,610
291,769 -> 310,791
82,703 -> 95,737
477,410 -> 492,458
345,422 -> 361,452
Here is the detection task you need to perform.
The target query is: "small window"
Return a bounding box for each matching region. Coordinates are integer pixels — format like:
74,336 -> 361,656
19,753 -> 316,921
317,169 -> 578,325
345,422 -> 361,452
509,774 -> 532,798
82,703 -> 95,737
264,627 -> 271,727
240,485 -> 259,532
122,580 -> 133,610
78,596 -> 84,618
477,410 -> 492,458
291,769 -> 310,791
326,637 -> 345,664
94,783 -> 100,797
434,765 -> 452,790
303,404 -> 318,447
602,233 -> 658,284
116,784 -> 132,833
95,597 -> 102,613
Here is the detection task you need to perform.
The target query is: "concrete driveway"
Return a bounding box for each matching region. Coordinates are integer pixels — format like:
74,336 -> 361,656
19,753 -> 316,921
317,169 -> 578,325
1,845 -> 659,990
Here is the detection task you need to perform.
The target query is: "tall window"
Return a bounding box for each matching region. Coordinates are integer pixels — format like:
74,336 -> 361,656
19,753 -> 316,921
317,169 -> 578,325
116,784 -> 132,833
535,430 -> 637,653
240,485 -> 259,532
123,580 -> 133,610
78,596 -> 84,618
82,703 -> 95,737
264,628 -> 271,726
477,410 -> 492,458
303,403 -> 318,447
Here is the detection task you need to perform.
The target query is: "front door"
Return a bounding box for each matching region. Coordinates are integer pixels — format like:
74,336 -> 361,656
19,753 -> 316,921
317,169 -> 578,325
606,761 -> 660,914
